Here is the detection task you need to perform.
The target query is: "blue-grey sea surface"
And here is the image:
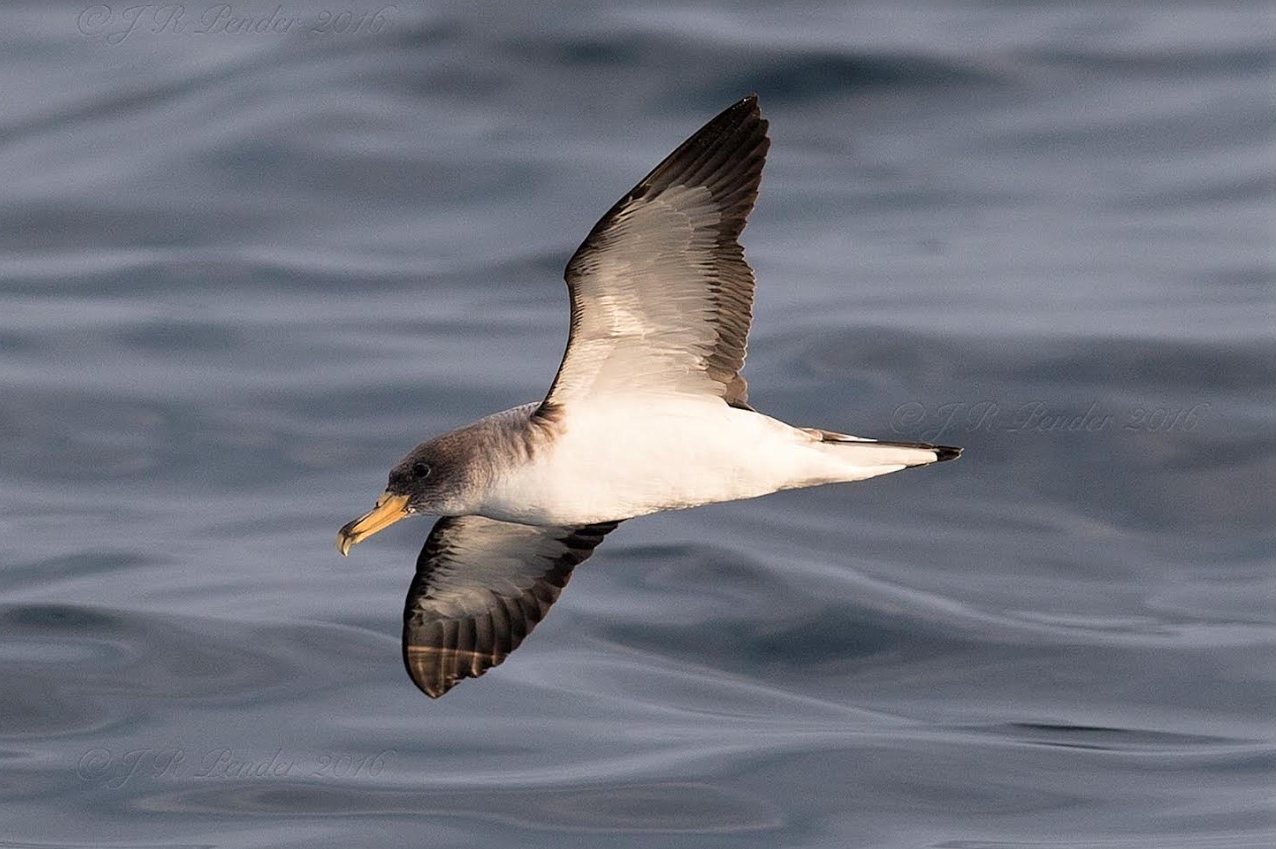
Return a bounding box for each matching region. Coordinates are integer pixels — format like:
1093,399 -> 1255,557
2,1 -> 1274,847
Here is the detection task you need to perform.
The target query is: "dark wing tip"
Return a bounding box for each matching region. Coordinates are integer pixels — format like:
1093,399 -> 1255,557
406,646 -> 451,698
933,445 -> 963,462
589,95 -> 770,224
723,93 -> 760,120
405,643 -> 489,698
646,94 -> 769,191
563,95 -> 770,284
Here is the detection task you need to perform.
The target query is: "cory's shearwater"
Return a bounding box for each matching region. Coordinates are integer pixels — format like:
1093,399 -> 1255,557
338,96 -> 961,697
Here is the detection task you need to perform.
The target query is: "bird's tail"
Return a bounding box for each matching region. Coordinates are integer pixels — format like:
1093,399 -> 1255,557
801,427 -> 962,482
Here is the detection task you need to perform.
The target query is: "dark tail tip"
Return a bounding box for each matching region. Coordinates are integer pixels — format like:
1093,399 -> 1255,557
933,445 -> 963,462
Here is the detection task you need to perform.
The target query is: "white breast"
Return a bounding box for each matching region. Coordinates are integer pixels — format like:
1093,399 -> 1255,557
475,399 -> 834,526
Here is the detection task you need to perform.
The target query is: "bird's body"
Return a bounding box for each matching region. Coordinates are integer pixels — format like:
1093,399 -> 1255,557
337,96 -> 961,697
448,400 -> 947,527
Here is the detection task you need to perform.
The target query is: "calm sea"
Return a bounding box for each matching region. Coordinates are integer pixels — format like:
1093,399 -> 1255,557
3,1 -> 1274,846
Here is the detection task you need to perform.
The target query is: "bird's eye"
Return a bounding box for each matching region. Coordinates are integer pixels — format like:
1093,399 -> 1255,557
411,462 -> 432,479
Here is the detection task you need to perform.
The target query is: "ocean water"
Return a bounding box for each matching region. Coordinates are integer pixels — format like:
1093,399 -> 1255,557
2,1 -> 1274,847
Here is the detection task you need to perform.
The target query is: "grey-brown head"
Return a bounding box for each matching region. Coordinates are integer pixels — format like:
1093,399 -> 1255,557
336,433 -> 481,555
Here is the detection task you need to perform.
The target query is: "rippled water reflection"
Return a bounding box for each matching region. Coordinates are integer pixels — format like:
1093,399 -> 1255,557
3,1 -> 1274,846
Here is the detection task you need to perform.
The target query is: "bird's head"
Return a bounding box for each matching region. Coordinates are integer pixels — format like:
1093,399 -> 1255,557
336,437 -> 474,555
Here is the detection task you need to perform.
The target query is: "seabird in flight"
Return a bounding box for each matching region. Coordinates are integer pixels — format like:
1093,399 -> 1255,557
337,96 -> 961,697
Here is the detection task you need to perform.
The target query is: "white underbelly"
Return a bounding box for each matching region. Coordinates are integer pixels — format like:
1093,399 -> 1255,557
477,400 -> 832,525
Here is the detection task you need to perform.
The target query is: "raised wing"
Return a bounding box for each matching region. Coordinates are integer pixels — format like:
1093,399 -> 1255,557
402,515 -> 619,697
539,95 -> 770,413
